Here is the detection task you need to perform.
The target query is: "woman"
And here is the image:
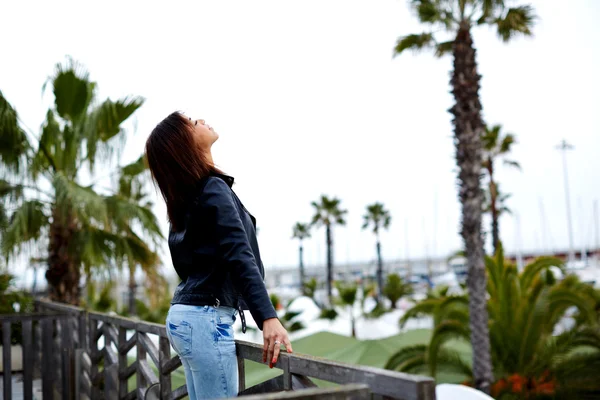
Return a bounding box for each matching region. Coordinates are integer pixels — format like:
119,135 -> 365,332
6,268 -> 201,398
145,112 -> 292,399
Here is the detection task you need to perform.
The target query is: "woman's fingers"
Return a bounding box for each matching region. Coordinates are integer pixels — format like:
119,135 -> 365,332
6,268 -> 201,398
271,340 -> 281,367
266,338 -> 275,368
284,337 -> 293,354
262,340 -> 269,363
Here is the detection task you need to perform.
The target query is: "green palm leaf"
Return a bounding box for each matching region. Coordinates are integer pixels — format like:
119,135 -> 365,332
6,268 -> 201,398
0,91 -> 30,174
1,200 -> 49,255
496,6 -> 536,42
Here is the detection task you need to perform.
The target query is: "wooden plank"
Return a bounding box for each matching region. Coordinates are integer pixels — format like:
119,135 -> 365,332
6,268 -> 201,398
33,319 -> 41,379
34,300 -> 83,316
138,331 -> 160,367
103,324 -> 119,348
138,359 -> 159,385
234,383 -> 371,400
78,312 -> 88,350
104,362 -> 119,399
93,322 -> 104,342
120,360 -> 138,380
282,356 -> 292,390
137,332 -> 147,389
121,390 -> 137,400
161,354 -> 182,376
2,321 -> 11,400
237,354 -> 246,392
159,336 -> 172,399
171,384 -> 189,400
41,318 -> 54,400
236,339 -> 269,364
103,321 -> 118,398
89,319 -> 101,400
291,374 -> 318,390
62,348 -> 73,400
239,375 -> 285,395
22,319 -> 33,400
118,327 -> 129,399
118,331 -> 137,354
289,355 -> 436,400
61,317 -> 73,350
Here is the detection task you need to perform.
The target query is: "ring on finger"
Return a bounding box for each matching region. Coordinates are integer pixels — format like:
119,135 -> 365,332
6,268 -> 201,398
274,340 -> 281,344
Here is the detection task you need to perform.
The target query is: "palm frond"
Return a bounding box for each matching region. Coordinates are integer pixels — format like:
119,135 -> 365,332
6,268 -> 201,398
435,40 -> 454,57
520,256 -> 564,293
45,57 -> 95,122
0,91 -> 30,174
496,5 -> 536,42
1,200 -> 49,256
429,320 -> 471,376
292,222 -> 311,240
53,172 -> 108,225
84,96 -> 144,171
394,33 -> 436,56
385,344 -> 428,371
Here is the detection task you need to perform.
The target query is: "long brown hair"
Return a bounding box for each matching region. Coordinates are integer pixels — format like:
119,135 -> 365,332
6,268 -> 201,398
145,111 -> 218,231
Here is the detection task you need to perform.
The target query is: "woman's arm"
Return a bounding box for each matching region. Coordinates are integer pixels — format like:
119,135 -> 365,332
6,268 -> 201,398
198,177 -> 292,366
197,177 -> 276,328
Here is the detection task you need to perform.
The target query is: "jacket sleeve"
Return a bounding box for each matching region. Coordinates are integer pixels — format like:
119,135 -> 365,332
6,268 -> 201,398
198,177 -> 278,330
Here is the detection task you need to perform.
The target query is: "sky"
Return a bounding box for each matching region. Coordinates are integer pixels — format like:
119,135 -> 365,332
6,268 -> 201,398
1,0 -> 600,276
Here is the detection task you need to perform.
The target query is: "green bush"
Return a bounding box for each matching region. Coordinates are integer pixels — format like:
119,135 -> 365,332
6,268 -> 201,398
0,273 -> 34,345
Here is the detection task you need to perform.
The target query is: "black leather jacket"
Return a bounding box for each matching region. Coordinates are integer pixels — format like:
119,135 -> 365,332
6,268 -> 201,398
168,172 -> 277,331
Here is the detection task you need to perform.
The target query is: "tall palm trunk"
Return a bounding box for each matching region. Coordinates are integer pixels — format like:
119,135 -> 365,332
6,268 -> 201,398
449,23 -> 493,393
46,207 -> 80,305
487,162 -> 500,255
376,240 -> 383,304
128,264 -> 137,315
299,242 -> 305,295
326,223 -> 333,305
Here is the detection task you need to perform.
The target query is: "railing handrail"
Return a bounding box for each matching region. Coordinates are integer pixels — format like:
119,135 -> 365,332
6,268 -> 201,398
30,299 -> 436,400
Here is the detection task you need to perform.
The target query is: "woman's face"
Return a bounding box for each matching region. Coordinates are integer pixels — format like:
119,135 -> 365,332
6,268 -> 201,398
189,117 -> 218,152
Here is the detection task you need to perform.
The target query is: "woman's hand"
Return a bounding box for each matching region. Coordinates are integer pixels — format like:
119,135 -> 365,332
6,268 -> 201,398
262,318 -> 293,368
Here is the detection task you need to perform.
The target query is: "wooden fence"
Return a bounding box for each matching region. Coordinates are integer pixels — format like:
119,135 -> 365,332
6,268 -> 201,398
0,300 -> 436,399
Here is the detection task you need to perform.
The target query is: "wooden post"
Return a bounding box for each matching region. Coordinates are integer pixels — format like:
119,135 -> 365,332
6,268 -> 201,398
62,347 -> 74,400
137,332 -> 147,392
22,319 -> 33,400
79,311 -> 88,350
2,321 -> 11,400
159,336 -> 172,399
104,324 -> 118,398
42,318 -> 54,399
89,319 -> 100,400
118,327 -> 129,398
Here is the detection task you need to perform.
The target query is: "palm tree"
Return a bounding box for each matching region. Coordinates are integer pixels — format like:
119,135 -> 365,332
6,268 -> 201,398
336,281 -> 358,338
0,58 -> 162,305
481,125 -> 520,255
362,202 -> 391,305
114,155 -> 161,315
383,273 -> 413,309
394,1 -> 535,392
388,247 -> 600,398
311,195 -> 347,305
292,222 -> 311,295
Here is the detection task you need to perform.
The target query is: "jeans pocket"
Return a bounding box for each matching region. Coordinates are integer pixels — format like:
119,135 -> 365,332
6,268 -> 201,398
167,317 -> 193,357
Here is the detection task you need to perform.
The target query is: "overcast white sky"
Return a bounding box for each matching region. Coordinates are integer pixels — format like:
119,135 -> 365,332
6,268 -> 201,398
2,0 -> 599,275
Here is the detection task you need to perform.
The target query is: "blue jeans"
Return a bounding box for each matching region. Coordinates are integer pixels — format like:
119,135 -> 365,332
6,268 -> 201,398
166,304 -> 239,399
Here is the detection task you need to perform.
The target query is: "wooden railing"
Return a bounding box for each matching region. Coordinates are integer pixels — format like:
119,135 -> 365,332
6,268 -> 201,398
0,300 -> 436,399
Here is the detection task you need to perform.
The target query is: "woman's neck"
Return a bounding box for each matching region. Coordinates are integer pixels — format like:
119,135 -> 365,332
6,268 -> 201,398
205,150 -> 214,166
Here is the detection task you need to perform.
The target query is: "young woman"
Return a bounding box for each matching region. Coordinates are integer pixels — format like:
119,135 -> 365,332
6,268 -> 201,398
145,112 -> 292,399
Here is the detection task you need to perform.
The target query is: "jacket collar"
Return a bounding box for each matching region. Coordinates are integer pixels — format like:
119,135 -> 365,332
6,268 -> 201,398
210,171 -> 235,188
